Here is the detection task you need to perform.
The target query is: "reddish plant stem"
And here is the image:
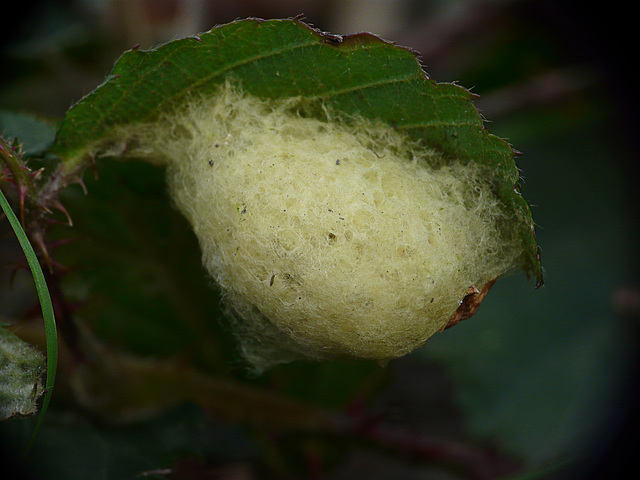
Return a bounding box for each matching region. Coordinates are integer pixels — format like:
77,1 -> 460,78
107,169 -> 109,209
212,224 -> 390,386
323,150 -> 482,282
351,420 -> 521,480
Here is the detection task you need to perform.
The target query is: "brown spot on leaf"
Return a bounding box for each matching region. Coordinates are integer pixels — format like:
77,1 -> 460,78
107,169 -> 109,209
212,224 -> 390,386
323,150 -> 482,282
444,278 -> 497,330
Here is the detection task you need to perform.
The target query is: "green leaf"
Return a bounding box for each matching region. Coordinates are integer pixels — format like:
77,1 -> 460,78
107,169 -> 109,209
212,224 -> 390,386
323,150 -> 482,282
51,17 -> 541,282
0,111 -> 57,157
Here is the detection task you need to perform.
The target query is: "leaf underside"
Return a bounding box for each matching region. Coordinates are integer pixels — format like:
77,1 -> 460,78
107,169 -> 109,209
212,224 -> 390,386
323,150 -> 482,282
0,327 -> 45,420
52,17 -> 542,283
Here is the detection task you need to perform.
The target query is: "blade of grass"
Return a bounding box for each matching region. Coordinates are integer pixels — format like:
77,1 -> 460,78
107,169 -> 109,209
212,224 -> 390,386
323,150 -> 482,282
0,186 -> 57,453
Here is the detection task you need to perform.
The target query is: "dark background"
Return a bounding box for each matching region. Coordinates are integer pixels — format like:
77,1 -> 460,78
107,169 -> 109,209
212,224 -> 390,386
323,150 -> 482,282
2,1 -> 638,479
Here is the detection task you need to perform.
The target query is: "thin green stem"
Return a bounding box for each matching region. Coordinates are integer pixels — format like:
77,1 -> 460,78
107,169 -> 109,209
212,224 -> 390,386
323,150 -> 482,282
0,185 -> 58,454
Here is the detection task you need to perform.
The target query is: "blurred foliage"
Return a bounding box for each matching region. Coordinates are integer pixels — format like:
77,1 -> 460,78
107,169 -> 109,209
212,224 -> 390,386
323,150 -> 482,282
1,1 -> 639,480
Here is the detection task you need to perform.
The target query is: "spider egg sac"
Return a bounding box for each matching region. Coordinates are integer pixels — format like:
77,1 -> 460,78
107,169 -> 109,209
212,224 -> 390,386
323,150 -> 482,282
131,84 -> 524,371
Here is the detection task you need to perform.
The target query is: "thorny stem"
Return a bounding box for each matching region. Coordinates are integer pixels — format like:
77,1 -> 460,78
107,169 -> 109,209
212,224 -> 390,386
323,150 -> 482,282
39,161 -> 88,208
1,135 -> 88,269
0,135 -> 87,212
0,138 -> 36,225
0,139 -> 31,185
0,139 -> 81,333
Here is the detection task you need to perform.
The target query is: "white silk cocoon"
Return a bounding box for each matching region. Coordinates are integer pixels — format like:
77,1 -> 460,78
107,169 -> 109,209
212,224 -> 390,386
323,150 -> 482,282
124,84 -> 523,371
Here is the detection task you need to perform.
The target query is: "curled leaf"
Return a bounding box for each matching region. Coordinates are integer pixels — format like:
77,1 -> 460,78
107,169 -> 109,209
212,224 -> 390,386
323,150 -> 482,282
52,17 -> 542,283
